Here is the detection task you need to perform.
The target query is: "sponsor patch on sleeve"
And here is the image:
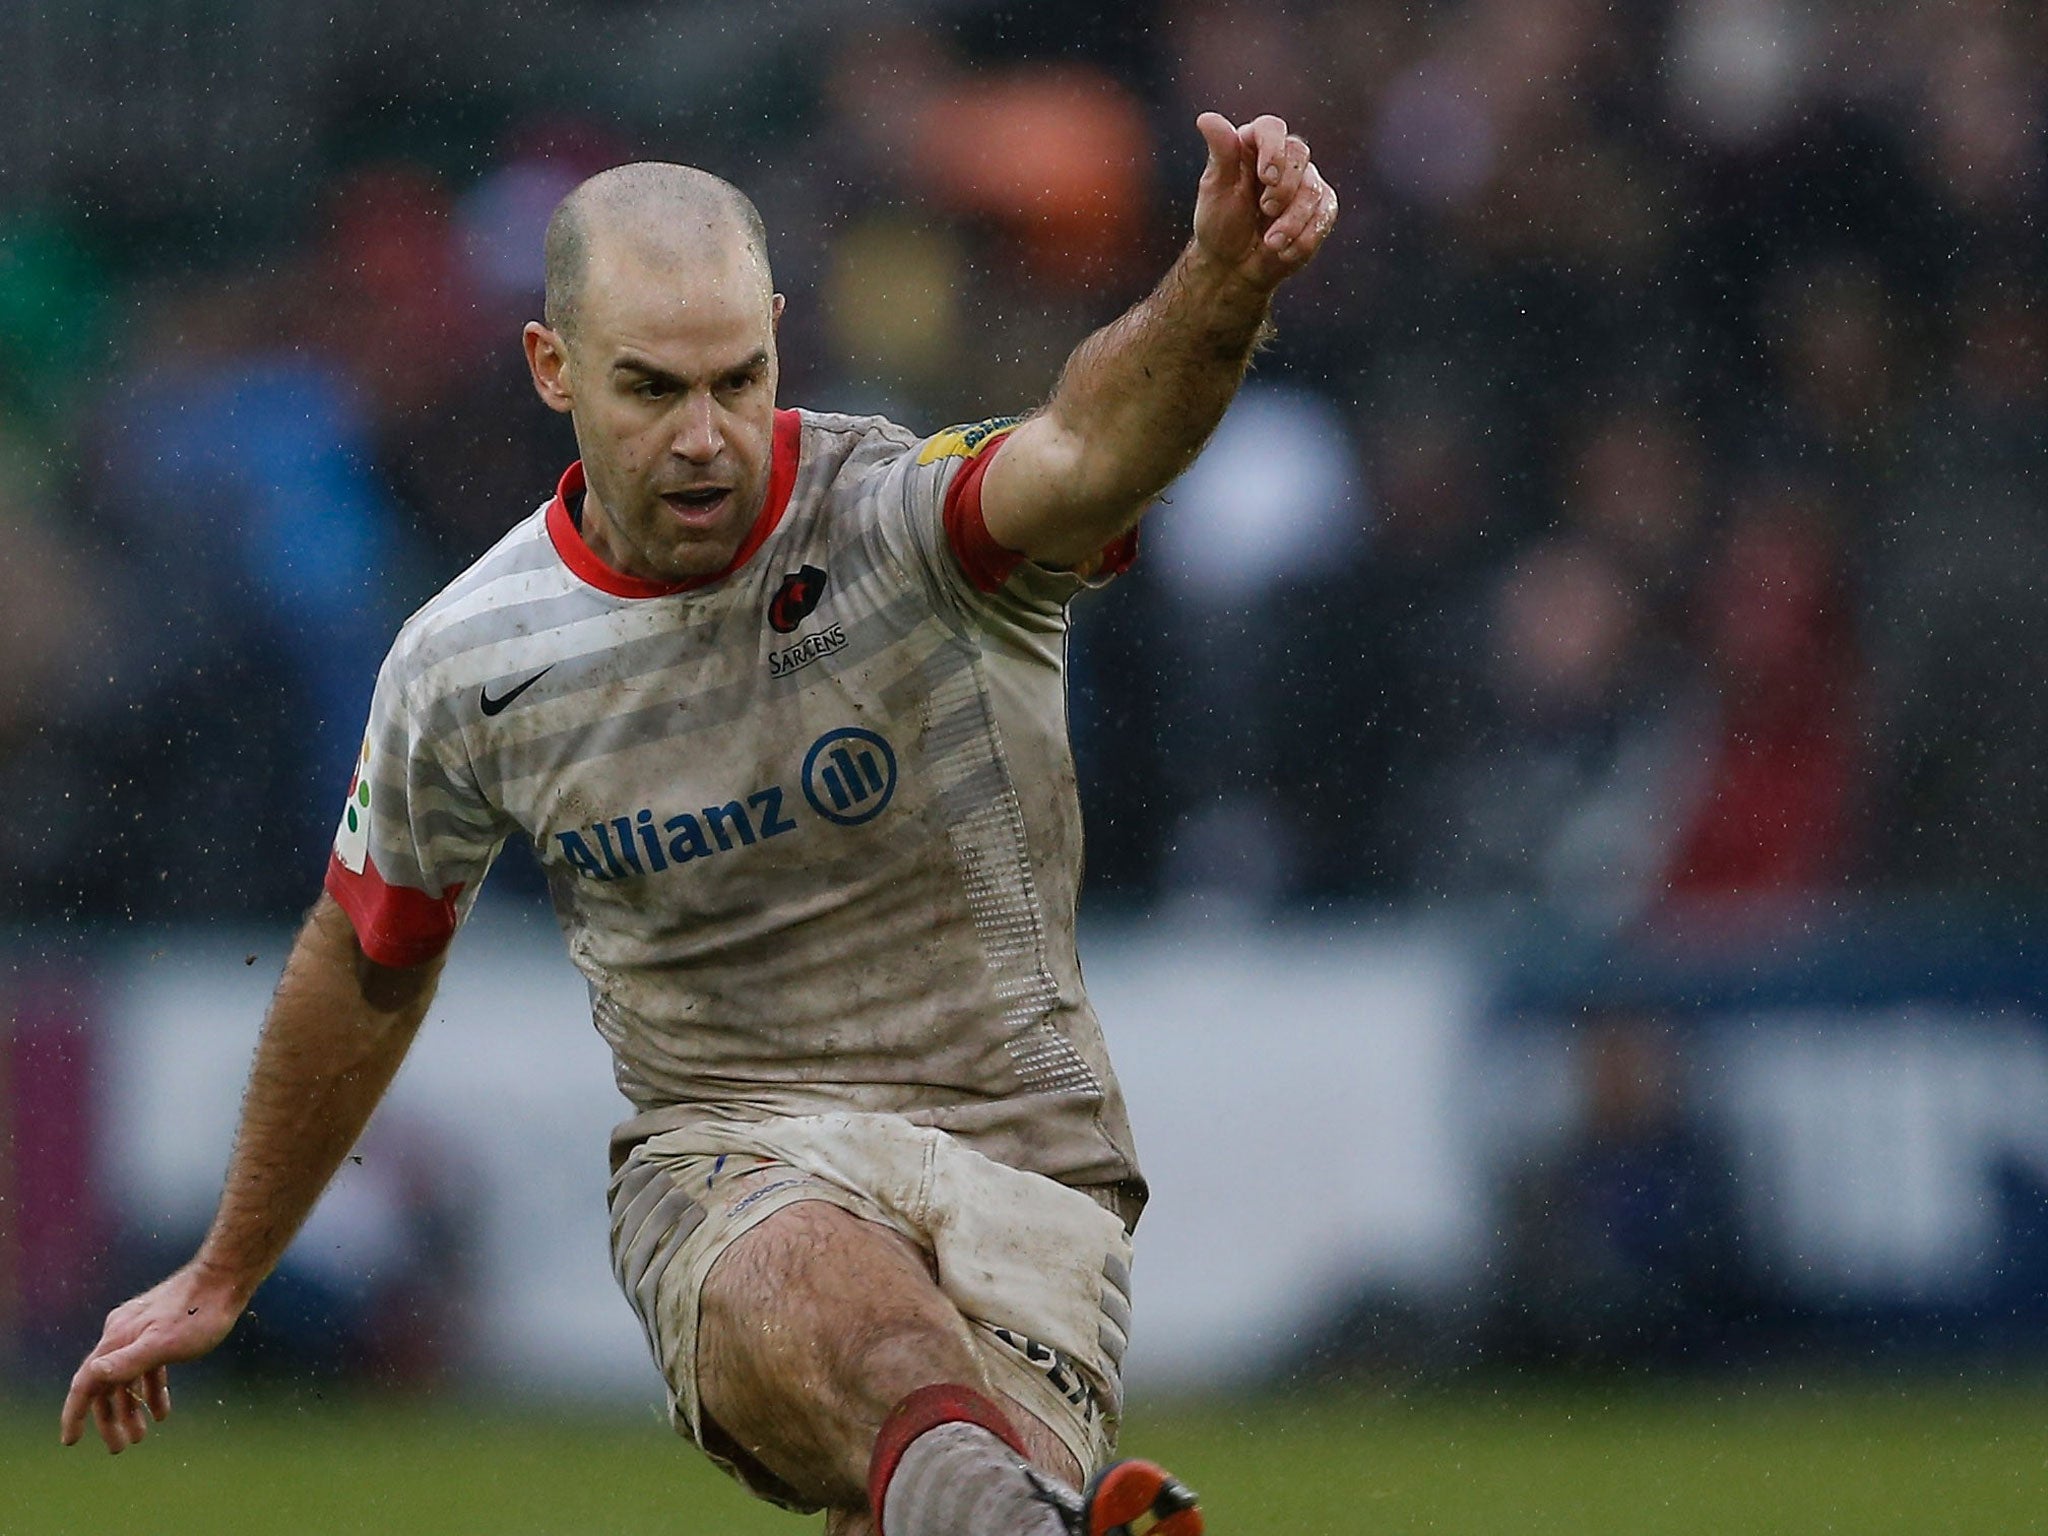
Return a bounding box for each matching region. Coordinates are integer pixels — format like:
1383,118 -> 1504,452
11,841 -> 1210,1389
334,733 -> 374,875
916,415 -> 1023,465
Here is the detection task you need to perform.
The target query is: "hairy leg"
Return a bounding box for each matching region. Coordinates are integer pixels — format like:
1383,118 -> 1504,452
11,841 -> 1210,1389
697,1198 -> 1080,1531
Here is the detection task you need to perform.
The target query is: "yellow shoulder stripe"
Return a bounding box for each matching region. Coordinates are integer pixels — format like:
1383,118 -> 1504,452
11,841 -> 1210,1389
917,415 -> 1023,465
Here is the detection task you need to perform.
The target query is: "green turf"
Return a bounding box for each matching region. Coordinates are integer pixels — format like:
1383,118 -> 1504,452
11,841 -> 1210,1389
6,1377 -> 2045,1534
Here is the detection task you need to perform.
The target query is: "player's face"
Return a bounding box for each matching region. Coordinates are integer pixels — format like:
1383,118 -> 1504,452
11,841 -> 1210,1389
535,233 -> 783,583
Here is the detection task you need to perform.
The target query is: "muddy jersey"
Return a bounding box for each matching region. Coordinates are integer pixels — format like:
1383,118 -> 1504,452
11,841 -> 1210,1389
326,408 -> 1142,1193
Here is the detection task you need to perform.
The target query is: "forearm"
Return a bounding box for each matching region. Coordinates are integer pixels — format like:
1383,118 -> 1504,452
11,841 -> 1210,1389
976,112 -> 1335,569
1054,245 -> 1271,503
990,247 -> 1272,564
188,894 -> 442,1305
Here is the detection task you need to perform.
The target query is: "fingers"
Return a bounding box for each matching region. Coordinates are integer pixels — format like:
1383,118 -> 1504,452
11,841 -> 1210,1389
145,1364 -> 173,1422
62,1341 -> 176,1452
82,1381 -> 146,1454
114,1379 -> 151,1448
1243,114 -> 1333,260
59,1379 -> 90,1446
60,1349 -> 111,1446
1265,152 -> 1311,224
1238,114 -> 1306,209
1265,166 -> 1338,257
64,1366 -> 143,1453
90,1389 -> 119,1451
93,1381 -> 154,1453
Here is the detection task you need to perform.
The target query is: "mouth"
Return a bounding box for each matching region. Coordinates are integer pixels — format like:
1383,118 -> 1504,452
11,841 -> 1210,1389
659,487 -> 734,523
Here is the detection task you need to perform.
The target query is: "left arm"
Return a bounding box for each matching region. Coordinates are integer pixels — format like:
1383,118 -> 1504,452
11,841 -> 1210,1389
980,111 -> 1339,567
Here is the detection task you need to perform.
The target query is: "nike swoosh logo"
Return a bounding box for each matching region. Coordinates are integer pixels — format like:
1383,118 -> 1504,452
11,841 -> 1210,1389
479,666 -> 554,717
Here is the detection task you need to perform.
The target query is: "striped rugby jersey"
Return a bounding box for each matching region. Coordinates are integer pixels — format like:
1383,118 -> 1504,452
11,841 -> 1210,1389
326,408 -> 1143,1193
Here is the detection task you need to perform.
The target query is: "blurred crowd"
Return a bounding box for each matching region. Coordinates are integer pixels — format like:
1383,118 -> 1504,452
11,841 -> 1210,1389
3,0 -> 2044,930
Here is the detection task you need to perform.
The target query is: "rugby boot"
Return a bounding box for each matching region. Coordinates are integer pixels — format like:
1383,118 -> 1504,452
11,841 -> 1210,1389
1044,1458 -> 1203,1536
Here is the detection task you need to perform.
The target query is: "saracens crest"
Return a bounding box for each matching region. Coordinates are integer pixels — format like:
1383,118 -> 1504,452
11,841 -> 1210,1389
767,565 -> 828,634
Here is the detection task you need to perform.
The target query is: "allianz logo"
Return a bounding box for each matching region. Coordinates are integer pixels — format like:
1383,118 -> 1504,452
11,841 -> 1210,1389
553,726 -> 898,882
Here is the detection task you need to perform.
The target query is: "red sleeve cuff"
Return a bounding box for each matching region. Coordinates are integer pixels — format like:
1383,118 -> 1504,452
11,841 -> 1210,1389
942,438 -> 1024,593
940,433 -> 1140,594
325,851 -> 462,968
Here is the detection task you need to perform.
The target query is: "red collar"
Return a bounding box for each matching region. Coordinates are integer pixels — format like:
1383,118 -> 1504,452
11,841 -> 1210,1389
546,408 -> 803,598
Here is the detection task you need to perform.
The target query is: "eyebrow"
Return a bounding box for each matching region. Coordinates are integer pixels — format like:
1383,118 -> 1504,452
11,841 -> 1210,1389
612,349 -> 770,389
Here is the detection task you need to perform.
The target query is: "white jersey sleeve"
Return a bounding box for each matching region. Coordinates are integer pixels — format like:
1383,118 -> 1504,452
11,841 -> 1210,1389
852,414 -> 1139,617
326,612 -> 517,966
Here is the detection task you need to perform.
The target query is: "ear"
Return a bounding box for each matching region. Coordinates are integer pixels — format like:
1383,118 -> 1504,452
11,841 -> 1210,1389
771,292 -> 786,335
524,321 -> 575,415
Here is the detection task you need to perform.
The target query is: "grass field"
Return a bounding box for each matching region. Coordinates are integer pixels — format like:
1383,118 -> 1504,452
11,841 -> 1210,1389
7,1376 -> 2045,1535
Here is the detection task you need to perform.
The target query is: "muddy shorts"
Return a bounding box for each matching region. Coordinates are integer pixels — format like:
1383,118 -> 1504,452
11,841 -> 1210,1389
606,1111 -> 1135,1511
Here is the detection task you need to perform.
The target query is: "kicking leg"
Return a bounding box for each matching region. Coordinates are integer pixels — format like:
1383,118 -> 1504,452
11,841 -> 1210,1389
697,1197 -> 1083,1534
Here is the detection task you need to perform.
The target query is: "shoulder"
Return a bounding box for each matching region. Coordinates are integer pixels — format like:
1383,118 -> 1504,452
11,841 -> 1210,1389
383,506 -> 572,693
792,408 -> 923,482
789,408 -> 1022,522
793,408 -> 1025,469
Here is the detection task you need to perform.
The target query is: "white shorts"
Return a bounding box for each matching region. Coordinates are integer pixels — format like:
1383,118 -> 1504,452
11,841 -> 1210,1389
606,1112 -> 1135,1511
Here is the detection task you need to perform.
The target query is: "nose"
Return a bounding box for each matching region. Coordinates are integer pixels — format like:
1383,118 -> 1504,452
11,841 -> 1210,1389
670,392 -> 724,464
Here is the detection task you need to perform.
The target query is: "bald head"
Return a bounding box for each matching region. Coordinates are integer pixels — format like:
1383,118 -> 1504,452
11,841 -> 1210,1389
543,163 -> 772,343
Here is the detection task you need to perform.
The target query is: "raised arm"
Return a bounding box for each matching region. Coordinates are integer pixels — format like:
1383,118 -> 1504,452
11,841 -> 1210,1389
979,111 -> 1339,567
59,894 -> 444,1453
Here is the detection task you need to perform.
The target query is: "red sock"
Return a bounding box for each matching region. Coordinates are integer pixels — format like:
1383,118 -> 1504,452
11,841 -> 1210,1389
867,1383 -> 1032,1530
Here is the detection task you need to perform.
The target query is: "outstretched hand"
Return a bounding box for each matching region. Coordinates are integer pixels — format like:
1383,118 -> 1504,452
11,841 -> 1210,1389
59,1267 -> 242,1453
1192,111 -> 1339,292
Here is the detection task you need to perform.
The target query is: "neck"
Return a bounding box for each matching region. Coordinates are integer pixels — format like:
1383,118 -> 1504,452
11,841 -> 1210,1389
577,486 -> 627,571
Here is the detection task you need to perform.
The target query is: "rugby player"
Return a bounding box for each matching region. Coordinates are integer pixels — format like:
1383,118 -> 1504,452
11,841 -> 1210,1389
61,110 -> 1335,1536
